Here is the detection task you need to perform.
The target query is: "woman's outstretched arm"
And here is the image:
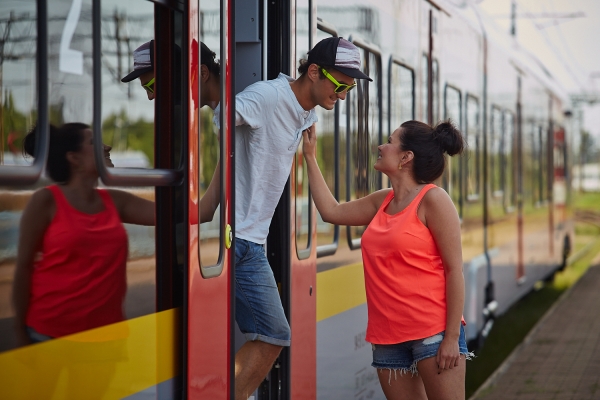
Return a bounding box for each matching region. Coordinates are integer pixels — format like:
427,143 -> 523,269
302,125 -> 388,226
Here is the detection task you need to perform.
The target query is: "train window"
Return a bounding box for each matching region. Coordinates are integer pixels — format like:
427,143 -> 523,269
388,59 -> 415,190
535,125 -> 548,206
503,112 -> 516,212
432,59 -> 440,124
421,54 -> 429,123
0,0 -> 39,175
490,107 -> 504,198
388,59 -> 415,133
198,1 -> 222,268
443,85 -> 462,213
465,95 -> 480,201
314,27 -> 341,257
346,40 -> 382,249
295,0 -> 312,258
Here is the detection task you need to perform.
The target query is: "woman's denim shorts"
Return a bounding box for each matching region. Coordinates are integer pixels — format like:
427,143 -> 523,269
371,325 -> 472,375
234,238 -> 291,347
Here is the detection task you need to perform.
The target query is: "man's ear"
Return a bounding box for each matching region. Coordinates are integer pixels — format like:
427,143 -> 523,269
200,64 -> 210,82
307,63 -> 320,83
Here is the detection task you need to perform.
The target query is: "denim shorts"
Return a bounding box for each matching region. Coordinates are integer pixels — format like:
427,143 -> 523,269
371,325 -> 472,375
235,238 -> 291,347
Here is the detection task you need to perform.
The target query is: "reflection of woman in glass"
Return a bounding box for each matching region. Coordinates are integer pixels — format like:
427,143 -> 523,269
303,120 -> 472,400
13,123 -> 155,347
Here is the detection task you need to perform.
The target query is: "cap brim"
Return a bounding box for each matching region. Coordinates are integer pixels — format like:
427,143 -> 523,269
333,66 -> 373,82
121,67 -> 153,83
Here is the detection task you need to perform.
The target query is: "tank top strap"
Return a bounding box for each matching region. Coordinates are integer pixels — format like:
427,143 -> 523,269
46,184 -> 69,211
377,190 -> 396,213
407,183 -> 438,214
96,188 -> 119,215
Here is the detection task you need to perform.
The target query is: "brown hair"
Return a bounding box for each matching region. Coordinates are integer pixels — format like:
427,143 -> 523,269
399,120 -> 464,183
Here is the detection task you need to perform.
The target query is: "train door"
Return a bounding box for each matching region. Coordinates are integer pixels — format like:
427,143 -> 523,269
0,0 -> 192,398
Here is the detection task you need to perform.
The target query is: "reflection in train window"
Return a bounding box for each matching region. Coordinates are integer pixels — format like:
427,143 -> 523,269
466,95 -> 480,201
295,0 -> 311,257
503,112 -> 516,212
1,0 -> 37,169
443,85 -> 462,212
346,46 -> 381,248
490,107 -> 503,198
101,1 -> 155,168
198,0 -> 222,268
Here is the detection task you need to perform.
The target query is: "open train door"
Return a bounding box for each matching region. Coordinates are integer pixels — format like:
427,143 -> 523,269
186,0 -> 236,398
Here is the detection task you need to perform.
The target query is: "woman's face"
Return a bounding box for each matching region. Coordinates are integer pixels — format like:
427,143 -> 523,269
79,129 -> 114,172
374,127 -> 403,173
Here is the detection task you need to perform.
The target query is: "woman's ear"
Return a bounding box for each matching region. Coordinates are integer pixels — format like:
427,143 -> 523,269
65,151 -> 80,169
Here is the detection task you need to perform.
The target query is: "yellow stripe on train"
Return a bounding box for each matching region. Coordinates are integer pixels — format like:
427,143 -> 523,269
0,309 -> 178,400
316,262 -> 367,322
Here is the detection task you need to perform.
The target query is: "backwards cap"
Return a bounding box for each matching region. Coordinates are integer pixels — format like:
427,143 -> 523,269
121,40 -> 218,82
121,40 -> 154,82
307,37 -> 372,81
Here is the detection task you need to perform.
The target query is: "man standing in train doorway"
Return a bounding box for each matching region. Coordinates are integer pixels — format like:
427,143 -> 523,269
212,37 -> 372,400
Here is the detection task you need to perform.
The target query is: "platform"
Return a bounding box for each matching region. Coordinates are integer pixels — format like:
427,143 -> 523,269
470,254 -> 600,400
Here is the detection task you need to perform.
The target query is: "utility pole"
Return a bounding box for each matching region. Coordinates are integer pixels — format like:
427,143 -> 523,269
510,0 -> 517,37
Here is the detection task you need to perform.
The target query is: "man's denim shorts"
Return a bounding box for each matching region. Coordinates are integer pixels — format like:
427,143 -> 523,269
371,325 -> 472,375
234,238 -> 291,347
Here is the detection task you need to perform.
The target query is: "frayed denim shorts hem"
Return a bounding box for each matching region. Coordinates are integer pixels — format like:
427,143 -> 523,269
371,325 -> 473,375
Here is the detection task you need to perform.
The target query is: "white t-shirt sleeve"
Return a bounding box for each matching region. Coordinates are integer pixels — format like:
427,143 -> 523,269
235,82 -> 278,128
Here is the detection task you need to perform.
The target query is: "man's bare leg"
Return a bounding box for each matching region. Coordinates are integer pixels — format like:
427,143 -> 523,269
235,340 -> 283,400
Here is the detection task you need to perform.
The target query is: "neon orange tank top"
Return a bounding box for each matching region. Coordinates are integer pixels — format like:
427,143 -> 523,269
361,184 -> 458,344
26,185 -> 128,338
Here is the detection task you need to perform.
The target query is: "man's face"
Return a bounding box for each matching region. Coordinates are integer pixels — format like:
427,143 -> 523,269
315,67 -> 355,110
139,71 -> 155,101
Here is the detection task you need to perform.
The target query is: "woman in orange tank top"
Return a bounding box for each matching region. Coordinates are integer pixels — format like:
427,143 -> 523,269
13,123 -> 155,348
303,120 -> 472,400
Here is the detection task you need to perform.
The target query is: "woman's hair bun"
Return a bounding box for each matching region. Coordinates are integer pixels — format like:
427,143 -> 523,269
432,120 -> 464,156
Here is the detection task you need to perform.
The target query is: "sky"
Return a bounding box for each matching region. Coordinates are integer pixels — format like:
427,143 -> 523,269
476,0 -> 600,140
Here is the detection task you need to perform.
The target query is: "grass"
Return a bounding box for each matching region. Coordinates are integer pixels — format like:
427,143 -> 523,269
465,191 -> 600,398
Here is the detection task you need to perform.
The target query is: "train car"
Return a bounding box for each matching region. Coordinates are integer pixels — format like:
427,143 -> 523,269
0,0 -> 573,399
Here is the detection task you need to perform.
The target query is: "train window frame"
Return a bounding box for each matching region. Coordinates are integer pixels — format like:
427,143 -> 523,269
465,93 -> 480,202
295,0 -> 315,260
387,57 -> 416,131
443,84 -> 463,218
92,2 -> 183,187
313,20 -> 341,259
490,105 -> 504,199
345,37 -> 383,251
198,0 -> 236,278
421,53 -> 429,123
503,110 -> 516,214
432,58 -> 440,124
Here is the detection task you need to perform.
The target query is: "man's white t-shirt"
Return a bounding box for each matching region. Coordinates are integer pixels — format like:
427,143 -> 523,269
214,73 -> 318,244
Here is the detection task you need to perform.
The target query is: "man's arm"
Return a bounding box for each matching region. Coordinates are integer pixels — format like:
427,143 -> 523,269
200,158 -> 221,223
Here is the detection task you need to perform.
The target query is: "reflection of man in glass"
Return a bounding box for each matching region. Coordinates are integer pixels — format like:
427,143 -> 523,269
121,40 -> 221,109
121,40 -> 222,224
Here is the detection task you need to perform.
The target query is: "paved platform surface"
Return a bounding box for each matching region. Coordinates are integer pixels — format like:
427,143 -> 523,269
471,256 -> 600,400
